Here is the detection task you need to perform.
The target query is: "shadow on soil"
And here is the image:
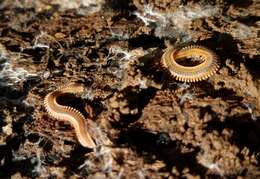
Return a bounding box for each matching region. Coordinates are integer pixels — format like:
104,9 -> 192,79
128,34 -> 165,49
58,146 -> 93,177
110,86 -> 157,128
202,32 -> 260,79
137,48 -> 169,85
0,115 -> 35,178
205,113 -> 260,154
0,78 -> 41,178
195,81 -> 244,101
116,126 -> 210,177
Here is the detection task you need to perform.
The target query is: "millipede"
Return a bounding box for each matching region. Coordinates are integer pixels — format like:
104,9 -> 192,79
44,83 -> 96,148
161,45 -> 220,82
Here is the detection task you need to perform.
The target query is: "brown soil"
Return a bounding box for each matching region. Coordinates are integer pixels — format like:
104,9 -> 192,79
0,0 -> 259,178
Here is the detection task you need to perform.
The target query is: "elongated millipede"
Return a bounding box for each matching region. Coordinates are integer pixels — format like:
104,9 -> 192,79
44,83 -> 96,148
161,45 -> 219,82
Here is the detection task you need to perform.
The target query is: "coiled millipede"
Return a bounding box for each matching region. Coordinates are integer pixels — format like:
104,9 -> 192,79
44,83 -> 96,148
161,45 -> 219,82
